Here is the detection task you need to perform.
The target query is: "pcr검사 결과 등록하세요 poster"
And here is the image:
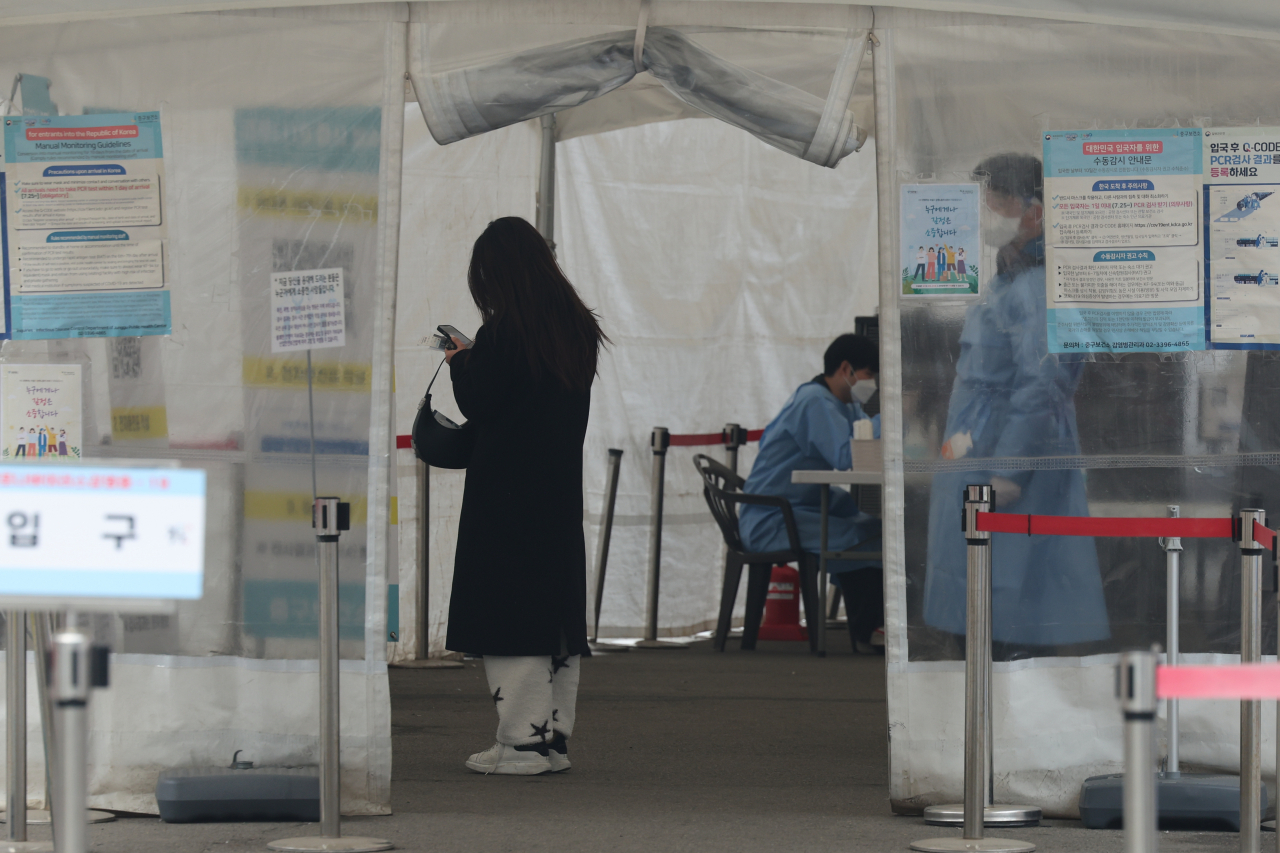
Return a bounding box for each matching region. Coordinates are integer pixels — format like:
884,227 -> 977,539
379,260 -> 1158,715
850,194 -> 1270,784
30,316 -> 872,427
3,111 -> 169,339
1043,128 -> 1204,353
1203,127 -> 1280,348
900,184 -> 982,297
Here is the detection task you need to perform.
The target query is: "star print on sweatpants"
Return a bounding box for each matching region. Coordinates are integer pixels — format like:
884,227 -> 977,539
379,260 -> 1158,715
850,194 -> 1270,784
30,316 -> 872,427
483,654 -> 583,747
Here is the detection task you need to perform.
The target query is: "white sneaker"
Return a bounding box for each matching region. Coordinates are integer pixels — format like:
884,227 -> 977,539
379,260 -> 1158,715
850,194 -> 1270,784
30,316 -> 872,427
465,742 -> 551,776
870,627 -> 886,647
548,733 -> 571,773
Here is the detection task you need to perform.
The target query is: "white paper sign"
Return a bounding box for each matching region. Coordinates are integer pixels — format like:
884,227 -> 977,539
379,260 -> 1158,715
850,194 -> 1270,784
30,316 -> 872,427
0,464 -> 205,603
269,267 -> 345,353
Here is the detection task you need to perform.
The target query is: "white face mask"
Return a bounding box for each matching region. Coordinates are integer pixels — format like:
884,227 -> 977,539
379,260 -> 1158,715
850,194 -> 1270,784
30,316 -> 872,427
847,377 -> 877,405
984,212 -> 1022,248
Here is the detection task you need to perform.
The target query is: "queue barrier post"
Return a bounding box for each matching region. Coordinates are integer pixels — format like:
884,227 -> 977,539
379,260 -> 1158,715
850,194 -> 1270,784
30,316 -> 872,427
722,423 -> 747,476
589,449 -> 629,653
1237,509 -> 1266,853
1162,506 -> 1181,775
269,499 -> 392,853
1118,651 -> 1159,853
635,428 -> 687,650
48,620 -> 110,853
911,486 -> 1037,853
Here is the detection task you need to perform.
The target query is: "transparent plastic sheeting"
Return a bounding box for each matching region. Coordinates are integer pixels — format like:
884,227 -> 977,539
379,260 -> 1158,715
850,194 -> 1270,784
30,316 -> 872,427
885,19 -> 1280,815
408,22 -> 868,167
0,11 -> 393,813
392,110 -> 881,648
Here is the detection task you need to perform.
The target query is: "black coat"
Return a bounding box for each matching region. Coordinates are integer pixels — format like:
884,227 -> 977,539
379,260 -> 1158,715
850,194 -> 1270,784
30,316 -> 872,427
444,325 -> 592,657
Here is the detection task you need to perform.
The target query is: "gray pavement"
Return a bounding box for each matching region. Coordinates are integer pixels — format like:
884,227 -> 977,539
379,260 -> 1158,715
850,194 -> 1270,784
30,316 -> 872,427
62,634 -> 1260,852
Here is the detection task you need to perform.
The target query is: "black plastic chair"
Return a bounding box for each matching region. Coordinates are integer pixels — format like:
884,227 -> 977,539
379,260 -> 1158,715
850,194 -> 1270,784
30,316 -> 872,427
693,454 -> 821,653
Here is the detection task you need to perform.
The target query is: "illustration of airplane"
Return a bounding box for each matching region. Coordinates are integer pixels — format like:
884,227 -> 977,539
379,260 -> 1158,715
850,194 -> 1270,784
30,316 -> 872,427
1233,270 -> 1280,286
1236,234 -> 1280,248
1217,192 -> 1275,222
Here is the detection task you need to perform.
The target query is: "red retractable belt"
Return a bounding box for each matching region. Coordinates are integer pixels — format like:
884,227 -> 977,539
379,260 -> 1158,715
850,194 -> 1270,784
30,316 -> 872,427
975,512 -> 1236,539
668,429 -> 764,447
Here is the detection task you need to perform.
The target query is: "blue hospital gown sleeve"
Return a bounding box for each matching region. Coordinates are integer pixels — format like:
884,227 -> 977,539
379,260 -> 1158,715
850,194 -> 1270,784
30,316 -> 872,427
796,395 -> 855,470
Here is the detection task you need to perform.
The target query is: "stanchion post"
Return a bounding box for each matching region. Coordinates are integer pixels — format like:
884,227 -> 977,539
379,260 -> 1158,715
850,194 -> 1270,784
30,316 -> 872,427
1162,506 -> 1181,776
269,499 -> 391,853
1238,509 -> 1265,853
1118,651 -> 1158,853
635,428 -> 686,650
48,620 -> 107,853
722,423 -> 746,477
7,611 -> 26,843
590,450 -> 628,652
911,485 -> 1035,853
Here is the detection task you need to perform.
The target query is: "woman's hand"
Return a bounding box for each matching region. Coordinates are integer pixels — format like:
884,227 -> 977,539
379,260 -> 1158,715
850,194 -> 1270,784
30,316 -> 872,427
443,336 -> 469,364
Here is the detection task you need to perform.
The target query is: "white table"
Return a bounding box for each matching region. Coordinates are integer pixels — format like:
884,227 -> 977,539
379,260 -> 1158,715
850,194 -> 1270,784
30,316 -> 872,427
791,468 -> 885,656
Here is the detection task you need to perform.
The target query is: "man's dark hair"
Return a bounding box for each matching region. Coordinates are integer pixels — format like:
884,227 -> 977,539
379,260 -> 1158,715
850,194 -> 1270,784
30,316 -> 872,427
823,333 -> 878,376
972,153 -> 1043,203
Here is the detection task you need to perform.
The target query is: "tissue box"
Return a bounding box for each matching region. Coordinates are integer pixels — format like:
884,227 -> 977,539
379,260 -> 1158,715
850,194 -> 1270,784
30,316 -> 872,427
850,438 -> 882,471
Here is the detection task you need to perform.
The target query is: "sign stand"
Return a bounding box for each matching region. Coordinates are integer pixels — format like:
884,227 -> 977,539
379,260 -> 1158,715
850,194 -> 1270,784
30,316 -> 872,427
268,498 -> 391,853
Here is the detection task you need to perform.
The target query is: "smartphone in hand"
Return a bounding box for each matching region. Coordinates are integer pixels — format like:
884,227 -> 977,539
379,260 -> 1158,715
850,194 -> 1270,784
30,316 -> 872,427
432,324 -> 472,351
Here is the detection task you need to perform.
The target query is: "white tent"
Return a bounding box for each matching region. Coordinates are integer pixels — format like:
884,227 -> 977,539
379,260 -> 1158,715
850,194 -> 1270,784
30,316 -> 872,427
0,0 -> 1275,820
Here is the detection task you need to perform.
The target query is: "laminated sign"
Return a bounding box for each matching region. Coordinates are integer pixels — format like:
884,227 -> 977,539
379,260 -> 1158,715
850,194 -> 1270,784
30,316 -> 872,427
269,267 -> 345,353
3,112 -> 170,339
1203,128 -> 1280,348
1043,128 -> 1205,353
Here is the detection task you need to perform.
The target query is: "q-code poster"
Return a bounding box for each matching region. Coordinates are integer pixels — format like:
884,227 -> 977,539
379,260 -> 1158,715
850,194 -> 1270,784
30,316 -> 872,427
0,364 -> 81,461
900,184 -> 981,296
1043,128 -> 1205,353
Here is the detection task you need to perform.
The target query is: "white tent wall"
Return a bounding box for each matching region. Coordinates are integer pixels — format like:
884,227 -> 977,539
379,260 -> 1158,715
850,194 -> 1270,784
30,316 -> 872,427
0,8 -> 399,813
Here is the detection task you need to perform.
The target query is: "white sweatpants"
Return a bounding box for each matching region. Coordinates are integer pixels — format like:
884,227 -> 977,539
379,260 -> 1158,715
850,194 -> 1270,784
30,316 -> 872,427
483,655 -> 581,746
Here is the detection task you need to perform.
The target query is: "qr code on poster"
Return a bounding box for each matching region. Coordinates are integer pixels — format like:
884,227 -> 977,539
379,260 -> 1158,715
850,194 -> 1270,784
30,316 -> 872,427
111,337 -> 142,379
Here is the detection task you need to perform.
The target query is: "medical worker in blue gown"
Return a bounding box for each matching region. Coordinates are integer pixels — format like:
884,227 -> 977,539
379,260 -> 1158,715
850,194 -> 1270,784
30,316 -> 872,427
740,334 -> 885,653
923,153 -> 1110,657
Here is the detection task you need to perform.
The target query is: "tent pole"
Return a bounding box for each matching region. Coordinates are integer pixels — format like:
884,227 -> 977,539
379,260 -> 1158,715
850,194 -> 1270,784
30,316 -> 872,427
537,113 -> 557,254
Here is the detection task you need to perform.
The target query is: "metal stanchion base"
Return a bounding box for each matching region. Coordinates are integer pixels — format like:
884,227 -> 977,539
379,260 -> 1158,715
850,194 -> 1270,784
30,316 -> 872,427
923,804 -> 1042,827
632,640 -> 689,650
1263,820 -> 1275,832
388,659 -> 463,670
268,837 -> 392,852
910,838 -> 1035,853
0,841 -> 53,853
0,809 -> 115,825
588,641 -> 630,653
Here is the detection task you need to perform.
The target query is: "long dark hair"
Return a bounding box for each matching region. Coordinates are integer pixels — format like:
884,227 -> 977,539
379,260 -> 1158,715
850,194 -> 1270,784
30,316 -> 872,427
467,217 -> 607,392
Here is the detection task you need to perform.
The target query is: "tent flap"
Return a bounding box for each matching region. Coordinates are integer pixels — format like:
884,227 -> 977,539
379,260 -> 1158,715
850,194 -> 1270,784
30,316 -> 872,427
408,23 -> 867,167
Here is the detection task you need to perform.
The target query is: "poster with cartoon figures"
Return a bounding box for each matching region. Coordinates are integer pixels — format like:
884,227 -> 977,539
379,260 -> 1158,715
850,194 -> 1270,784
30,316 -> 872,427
1,364 -> 81,461
900,184 -> 981,296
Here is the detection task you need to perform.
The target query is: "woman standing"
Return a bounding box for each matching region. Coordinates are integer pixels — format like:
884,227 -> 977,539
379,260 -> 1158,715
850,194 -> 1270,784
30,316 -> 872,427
443,216 -> 607,776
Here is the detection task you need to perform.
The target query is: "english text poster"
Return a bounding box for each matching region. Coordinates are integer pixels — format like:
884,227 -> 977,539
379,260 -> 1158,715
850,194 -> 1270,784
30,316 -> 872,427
3,112 -> 169,339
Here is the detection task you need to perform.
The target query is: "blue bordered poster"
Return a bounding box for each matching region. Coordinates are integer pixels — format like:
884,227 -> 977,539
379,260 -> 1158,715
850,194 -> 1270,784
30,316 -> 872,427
2,112 -> 169,339
1043,128 -> 1204,353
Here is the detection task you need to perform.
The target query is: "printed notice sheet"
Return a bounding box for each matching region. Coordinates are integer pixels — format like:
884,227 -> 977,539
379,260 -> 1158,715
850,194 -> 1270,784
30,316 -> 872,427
0,363 -> 81,461
3,112 -> 169,339
270,268 -> 346,353
1203,127 -> 1280,348
1043,128 -> 1204,353
900,184 -> 982,296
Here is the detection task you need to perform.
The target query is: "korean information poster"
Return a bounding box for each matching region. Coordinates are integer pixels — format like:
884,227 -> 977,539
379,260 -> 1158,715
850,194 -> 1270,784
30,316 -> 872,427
1203,127 -> 1280,348
3,112 -> 170,339
0,364 -> 82,461
269,267 -> 346,353
900,184 -> 981,296
1043,128 -> 1204,353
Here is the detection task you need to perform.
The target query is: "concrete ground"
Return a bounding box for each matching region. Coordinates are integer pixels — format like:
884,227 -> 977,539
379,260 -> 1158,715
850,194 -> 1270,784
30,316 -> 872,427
53,634 -> 1260,852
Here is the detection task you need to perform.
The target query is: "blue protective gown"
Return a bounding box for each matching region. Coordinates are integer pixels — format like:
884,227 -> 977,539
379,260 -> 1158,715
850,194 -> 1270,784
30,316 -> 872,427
922,239 -> 1110,646
739,377 -> 882,572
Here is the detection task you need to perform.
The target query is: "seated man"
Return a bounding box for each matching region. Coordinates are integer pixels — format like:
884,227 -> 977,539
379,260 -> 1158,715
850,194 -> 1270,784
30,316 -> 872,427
739,333 -> 884,653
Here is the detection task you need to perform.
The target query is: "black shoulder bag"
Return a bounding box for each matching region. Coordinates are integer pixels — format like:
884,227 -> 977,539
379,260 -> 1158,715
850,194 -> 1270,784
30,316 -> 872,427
410,357 -> 477,469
